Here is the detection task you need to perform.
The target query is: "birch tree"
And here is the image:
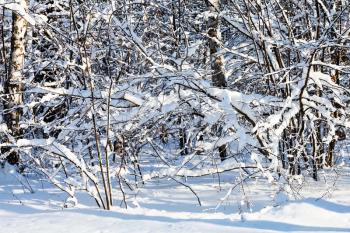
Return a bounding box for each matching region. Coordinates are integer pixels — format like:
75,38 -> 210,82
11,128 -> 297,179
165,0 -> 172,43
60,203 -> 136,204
3,0 -> 28,164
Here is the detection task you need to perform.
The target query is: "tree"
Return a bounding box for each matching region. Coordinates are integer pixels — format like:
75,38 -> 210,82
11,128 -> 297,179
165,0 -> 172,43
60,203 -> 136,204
206,0 -> 228,161
3,0 -> 28,165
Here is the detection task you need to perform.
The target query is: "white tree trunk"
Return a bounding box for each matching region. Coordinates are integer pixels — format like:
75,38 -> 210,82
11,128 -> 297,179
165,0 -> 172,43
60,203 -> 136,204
4,0 -> 28,164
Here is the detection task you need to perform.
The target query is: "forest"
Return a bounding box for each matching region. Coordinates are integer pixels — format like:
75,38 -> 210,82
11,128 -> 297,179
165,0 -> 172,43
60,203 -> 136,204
1,0 -> 350,232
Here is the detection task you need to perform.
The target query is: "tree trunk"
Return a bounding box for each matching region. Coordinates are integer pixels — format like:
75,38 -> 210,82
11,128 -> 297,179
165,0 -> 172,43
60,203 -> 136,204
207,0 -> 227,161
207,0 -> 227,88
3,0 -> 28,164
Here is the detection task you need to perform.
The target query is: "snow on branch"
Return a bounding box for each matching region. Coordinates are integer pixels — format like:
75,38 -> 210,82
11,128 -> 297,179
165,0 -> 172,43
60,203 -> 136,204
2,2 -> 35,26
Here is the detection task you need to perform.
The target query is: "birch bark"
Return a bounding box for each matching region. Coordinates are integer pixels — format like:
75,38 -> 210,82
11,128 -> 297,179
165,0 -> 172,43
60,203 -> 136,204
4,0 -> 28,164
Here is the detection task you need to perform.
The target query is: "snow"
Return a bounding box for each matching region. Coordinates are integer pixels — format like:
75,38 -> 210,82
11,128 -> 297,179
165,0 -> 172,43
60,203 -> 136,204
1,165 -> 350,233
2,2 -> 36,26
1,1 -> 350,232
123,92 -> 144,106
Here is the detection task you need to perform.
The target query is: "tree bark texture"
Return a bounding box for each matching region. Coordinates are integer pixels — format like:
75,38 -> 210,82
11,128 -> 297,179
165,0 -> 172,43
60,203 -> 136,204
4,0 -> 28,164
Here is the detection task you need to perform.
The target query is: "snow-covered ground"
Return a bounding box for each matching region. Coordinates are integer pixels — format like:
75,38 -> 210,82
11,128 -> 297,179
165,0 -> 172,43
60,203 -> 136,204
1,166 -> 350,233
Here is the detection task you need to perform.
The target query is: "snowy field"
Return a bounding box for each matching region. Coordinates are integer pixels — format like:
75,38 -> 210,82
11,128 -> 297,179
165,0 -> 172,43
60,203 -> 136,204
1,166 -> 350,233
